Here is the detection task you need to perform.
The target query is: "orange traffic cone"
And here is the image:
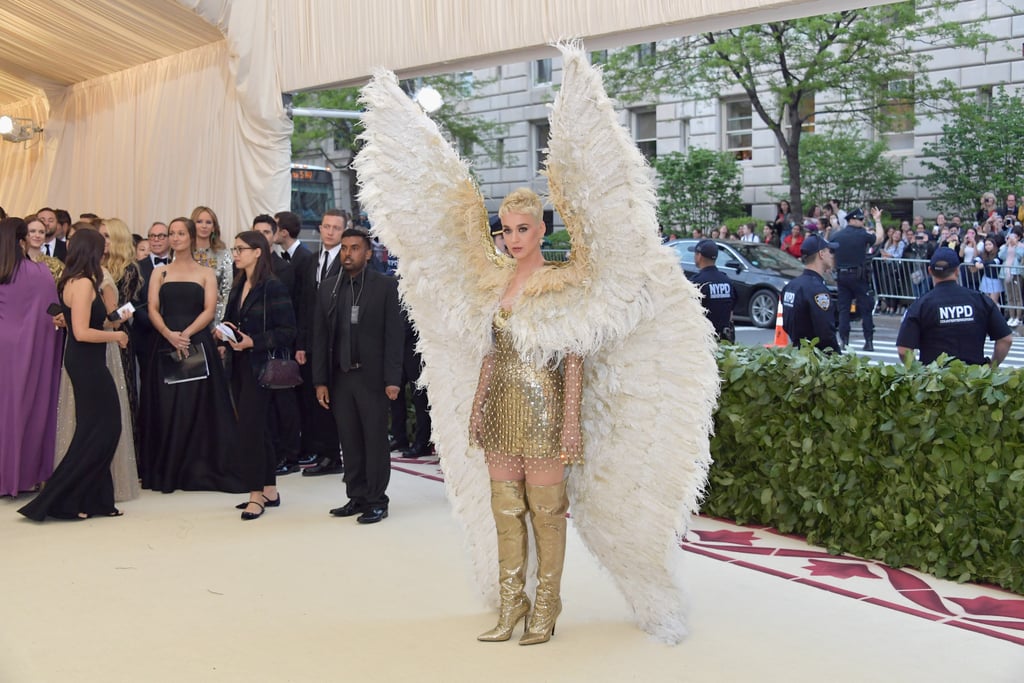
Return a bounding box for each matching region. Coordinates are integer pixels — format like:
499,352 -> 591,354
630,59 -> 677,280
771,300 -> 789,347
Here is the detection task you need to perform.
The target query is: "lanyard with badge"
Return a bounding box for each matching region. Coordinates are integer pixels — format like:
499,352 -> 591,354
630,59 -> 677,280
350,270 -> 364,324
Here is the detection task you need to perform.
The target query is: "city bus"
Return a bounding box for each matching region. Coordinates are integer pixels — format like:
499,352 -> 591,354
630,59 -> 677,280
290,163 -> 335,235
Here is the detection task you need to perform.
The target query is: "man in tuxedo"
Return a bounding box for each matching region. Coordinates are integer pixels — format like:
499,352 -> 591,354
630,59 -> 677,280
132,222 -> 172,383
253,215 -> 303,475
278,210 -> 345,476
313,227 -> 403,524
37,208 -> 67,261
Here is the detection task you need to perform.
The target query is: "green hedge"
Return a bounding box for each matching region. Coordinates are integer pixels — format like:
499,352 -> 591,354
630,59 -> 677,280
706,343 -> 1024,593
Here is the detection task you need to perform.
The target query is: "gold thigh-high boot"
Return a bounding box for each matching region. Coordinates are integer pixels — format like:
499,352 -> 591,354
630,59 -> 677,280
520,479 -> 568,645
477,480 -> 531,642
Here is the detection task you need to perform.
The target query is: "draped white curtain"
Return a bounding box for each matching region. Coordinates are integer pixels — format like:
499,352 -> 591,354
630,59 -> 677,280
0,8 -> 290,241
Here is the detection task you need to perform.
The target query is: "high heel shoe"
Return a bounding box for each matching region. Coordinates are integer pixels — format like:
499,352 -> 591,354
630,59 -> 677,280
519,480 -> 568,646
478,480 -> 531,642
240,501 -> 264,521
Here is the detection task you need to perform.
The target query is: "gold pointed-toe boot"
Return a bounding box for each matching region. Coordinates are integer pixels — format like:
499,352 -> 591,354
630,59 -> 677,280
478,480 -> 531,642
520,479 -> 568,645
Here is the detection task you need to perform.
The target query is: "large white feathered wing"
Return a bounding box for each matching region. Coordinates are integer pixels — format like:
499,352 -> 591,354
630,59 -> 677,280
548,44 -> 720,643
354,71 -> 506,605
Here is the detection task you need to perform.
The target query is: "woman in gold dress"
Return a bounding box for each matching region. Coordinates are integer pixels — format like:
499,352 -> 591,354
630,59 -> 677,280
24,216 -> 64,283
469,188 -> 583,645
190,206 -> 233,326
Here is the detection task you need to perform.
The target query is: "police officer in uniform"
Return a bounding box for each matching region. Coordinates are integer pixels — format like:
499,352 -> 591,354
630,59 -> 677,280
782,233 -> 840,352
690,239 -> 737,341
833,207 -> 884,351
896,247 -> 1013,366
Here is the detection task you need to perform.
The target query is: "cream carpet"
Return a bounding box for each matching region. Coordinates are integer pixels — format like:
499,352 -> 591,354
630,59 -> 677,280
2,466 -> 1022,683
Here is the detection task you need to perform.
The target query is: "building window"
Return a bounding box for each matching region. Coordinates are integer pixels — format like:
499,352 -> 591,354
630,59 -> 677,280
977,85 -> 993,108
881,77 -> 914,150
633,110 -> 657,161
458,136 -> 474,158
533,58 -> 552,86
532,121 -> 550,172
784,94 -> 815,138
590,49 -> 608,65
724,99 -> 753,161
496,138 -> 505,168
638,42 -> 656,64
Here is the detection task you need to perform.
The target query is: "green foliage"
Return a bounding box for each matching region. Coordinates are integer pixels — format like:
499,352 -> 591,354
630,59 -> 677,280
921,88 -> 1024,216
706,343 -> 1024,593
723,216 -> 757,234
792,132 -> 903,210
601,2 -> 988,218
546,229 -> 572,248
653,149 -> 744,233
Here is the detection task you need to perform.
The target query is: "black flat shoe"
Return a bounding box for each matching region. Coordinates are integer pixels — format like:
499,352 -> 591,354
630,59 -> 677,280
236,494 -> 281,510
329,501 -> 362,517
241,502 -> 264,521
357,507 -> 388,524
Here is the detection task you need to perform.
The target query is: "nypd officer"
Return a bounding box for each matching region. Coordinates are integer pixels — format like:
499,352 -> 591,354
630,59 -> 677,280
782,233 -> 840,352
896,247 -> 1013,366
690,239 -> 737,341
833,206 -> 884,351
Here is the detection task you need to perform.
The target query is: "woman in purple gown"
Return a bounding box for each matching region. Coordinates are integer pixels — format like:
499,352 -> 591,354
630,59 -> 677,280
0,217 -> 63,497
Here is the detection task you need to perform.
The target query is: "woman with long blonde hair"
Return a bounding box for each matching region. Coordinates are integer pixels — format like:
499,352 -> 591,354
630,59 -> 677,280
190,206 -> 233,325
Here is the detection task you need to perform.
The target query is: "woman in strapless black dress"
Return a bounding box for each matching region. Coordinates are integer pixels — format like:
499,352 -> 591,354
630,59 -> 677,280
138,217 -> 244,494
19,229 -> 130,521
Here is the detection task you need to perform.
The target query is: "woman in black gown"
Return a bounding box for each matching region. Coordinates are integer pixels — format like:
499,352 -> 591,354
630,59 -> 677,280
19,230 -> 130,521
217,231 -> 296,520
138,217 -> 244,493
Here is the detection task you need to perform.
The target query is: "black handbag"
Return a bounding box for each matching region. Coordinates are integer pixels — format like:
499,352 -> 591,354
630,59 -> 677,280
256,287 -> 302,390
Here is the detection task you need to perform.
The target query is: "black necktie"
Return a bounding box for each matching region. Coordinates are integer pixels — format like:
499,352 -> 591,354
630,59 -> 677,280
320,255 -> 329,284
44,244 -> 51,256
154,257 -> 169,265
281,251 -> 291,262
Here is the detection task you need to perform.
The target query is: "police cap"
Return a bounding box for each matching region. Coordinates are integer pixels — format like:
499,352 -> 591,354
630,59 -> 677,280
929,247 -> 961,276
691,239 -> 719,259
846,208 -> 865,221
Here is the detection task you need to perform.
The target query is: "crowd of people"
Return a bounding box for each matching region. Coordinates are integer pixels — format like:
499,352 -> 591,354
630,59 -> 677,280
0,205 -> 429,525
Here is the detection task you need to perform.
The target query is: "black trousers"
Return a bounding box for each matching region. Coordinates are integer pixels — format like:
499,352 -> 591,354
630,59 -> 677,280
390,382 -> 431,448
232,352 -> 275,491
330,369 -> 391,507
269,388 -> 301,464
298,357 -> 341,460
838,270 -> 875,341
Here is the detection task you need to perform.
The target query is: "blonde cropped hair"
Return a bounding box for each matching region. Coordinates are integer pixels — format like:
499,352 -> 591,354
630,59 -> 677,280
498,187 -> 544,223
102,218 -> 135,283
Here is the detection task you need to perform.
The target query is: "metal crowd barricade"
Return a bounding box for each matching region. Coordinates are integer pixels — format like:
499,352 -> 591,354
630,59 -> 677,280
868,257 -> 1022,319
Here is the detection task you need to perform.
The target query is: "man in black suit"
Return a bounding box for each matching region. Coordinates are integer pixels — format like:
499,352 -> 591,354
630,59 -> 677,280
37,207 -> 67,261
313,226 -> 403,524
131,222 -> 172,383
279,209 -> 345,476
253,214 -> 303,475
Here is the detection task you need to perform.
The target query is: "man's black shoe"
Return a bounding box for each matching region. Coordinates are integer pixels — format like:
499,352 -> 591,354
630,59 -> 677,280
329,501 -> 362,517
302,459 -> 344,476
275,462 -> 301,476
357,507 -> 388,524
388,438 -> 410,452
297,454 -> 319,466
401,443 -> 435,458
862,339 -> 874,352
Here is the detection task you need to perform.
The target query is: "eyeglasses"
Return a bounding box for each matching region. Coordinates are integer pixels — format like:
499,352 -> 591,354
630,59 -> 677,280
149,233 -> 168,239
230,246 -> 255,254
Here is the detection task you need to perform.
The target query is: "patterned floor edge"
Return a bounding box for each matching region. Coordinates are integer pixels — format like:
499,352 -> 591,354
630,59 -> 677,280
390,455 -> 1024,647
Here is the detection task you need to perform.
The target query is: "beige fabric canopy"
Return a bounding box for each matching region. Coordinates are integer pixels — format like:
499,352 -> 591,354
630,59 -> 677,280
0,0 -> 881,237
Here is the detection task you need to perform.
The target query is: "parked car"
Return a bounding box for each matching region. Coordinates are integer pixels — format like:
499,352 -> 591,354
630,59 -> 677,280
667,239 -> 837,329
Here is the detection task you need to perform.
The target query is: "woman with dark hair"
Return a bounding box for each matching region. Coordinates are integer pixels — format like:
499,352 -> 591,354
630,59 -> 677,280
774,199 -> 795,239
138,217 -> 244,494
217,231 -> 296,520
18,229 -> 129,521
0,218 -> 64,497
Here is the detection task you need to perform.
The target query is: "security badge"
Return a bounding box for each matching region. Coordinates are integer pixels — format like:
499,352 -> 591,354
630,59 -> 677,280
814,293 -> 831,311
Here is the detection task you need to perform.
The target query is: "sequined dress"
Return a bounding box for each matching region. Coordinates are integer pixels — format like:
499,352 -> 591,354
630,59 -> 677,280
479,308 -> 580,473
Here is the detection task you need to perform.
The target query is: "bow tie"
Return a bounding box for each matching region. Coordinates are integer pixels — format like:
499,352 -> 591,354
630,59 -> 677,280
154,257 -> 170,265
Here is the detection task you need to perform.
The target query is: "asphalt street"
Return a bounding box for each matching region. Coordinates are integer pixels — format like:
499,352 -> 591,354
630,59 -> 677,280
735,311 -> 1024,369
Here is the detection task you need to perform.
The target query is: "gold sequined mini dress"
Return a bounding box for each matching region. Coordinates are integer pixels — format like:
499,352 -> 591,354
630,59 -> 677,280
480,308 -> 577,473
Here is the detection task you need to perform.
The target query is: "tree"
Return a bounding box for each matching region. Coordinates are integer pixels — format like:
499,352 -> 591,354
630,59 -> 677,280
793,131 -> 903,211
601,2 -> 987,219
653,148 -> 743,233
921,89 -> 1024,216
291,73 -> 508,211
